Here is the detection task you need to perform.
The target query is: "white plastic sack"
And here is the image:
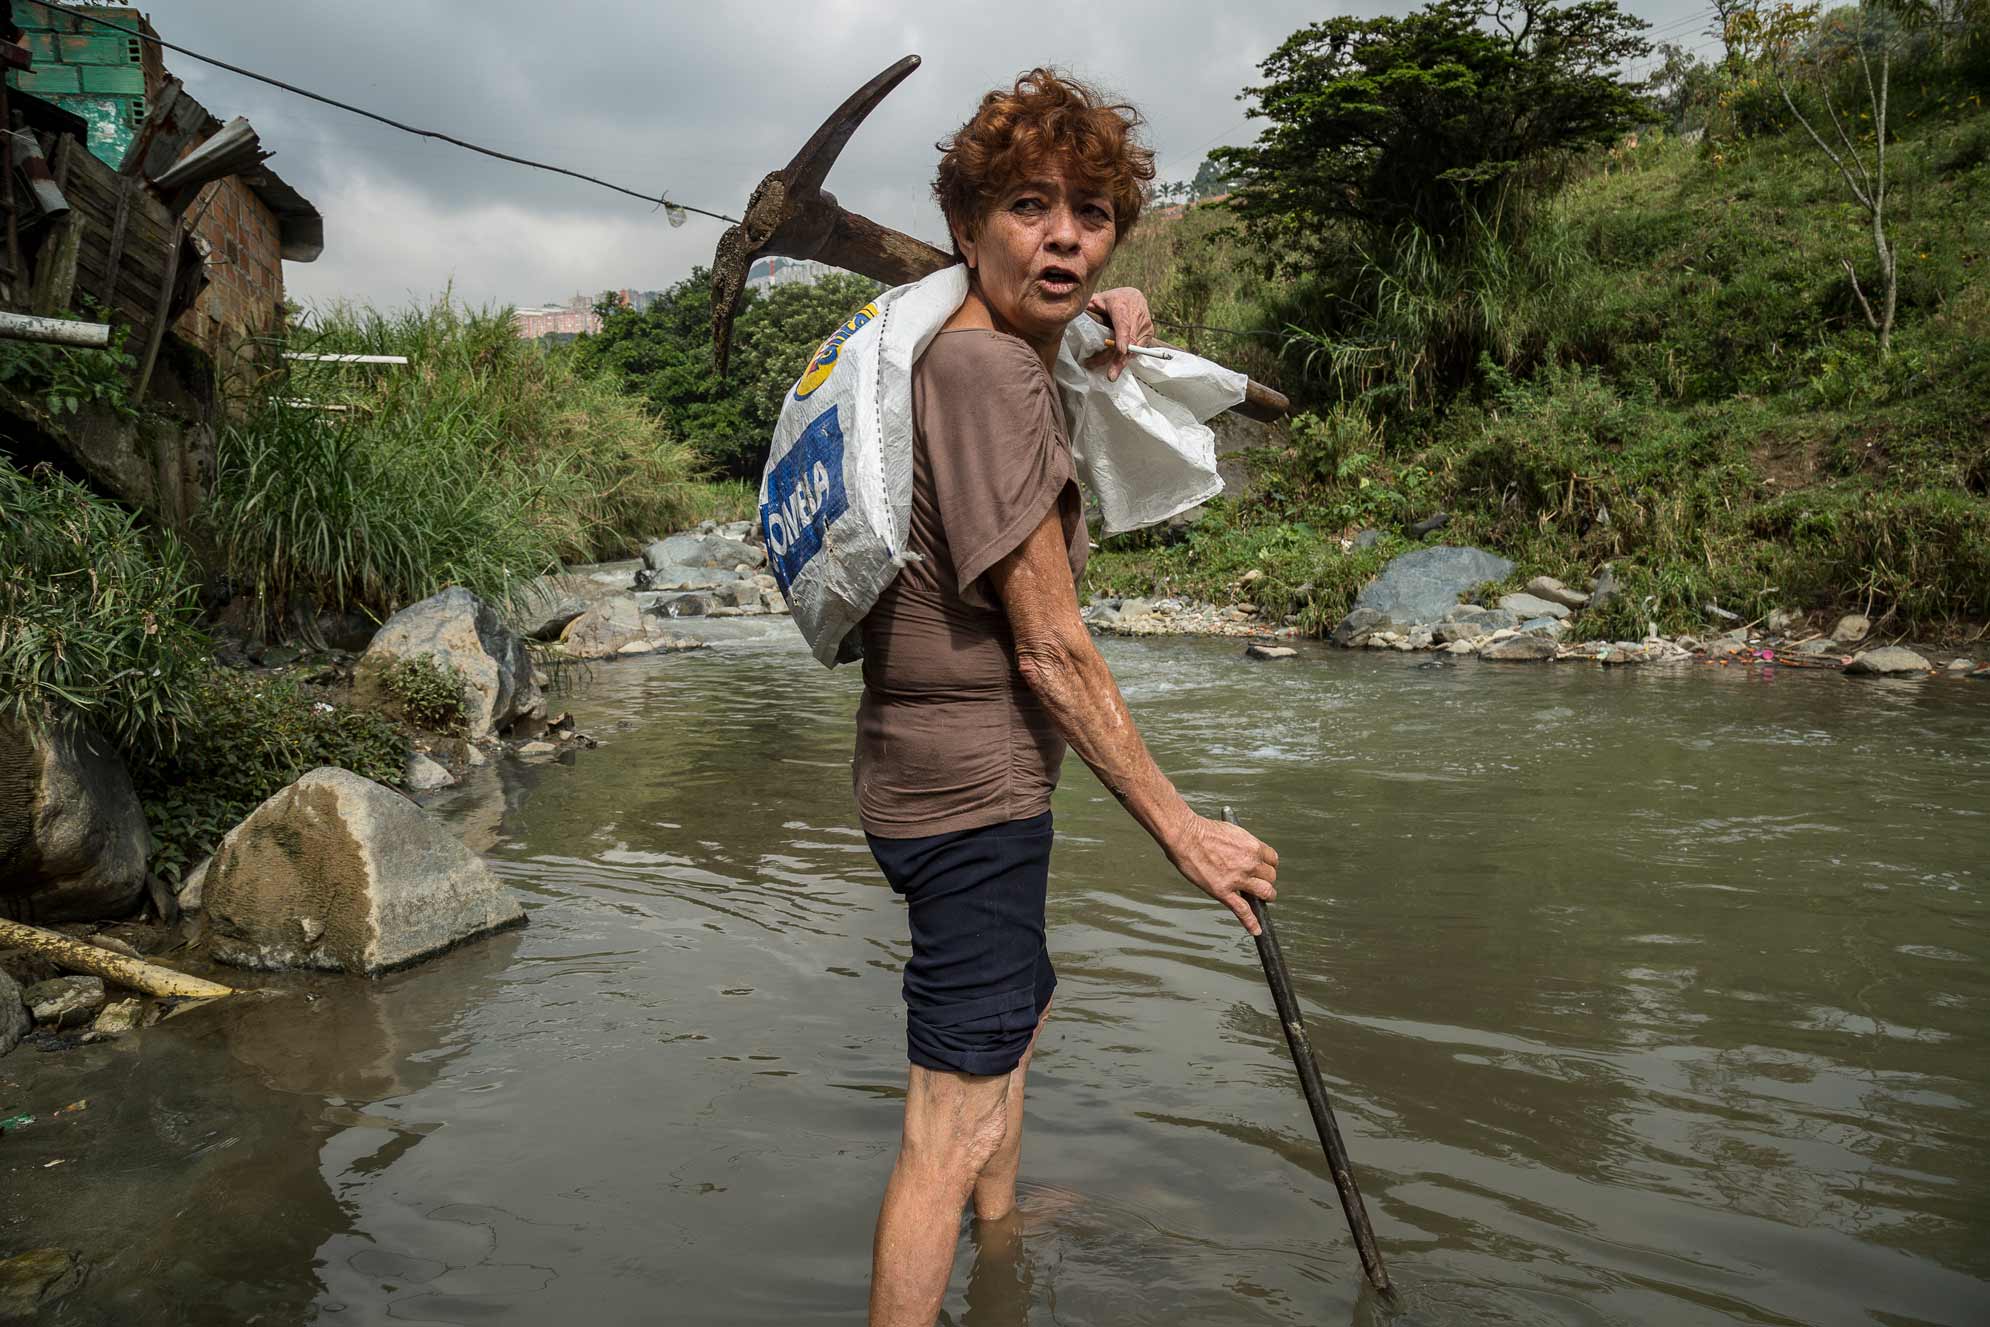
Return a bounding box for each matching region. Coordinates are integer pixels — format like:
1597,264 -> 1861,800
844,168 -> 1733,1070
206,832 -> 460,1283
759,263 -> 1246,667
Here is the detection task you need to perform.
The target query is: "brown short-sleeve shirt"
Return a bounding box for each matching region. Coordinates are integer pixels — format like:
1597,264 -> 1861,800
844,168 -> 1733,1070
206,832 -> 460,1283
853,329 -> 1088,838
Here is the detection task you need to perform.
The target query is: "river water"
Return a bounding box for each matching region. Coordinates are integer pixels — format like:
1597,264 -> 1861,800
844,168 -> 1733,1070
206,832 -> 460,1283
7,621 -> 1989,1325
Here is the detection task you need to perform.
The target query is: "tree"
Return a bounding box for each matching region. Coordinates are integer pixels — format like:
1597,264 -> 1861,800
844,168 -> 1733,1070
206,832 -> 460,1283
572,267 -> 882,476
1215,0 -> 1652,257
1189,154 -> 1234,200
1746,2 -> 1900,354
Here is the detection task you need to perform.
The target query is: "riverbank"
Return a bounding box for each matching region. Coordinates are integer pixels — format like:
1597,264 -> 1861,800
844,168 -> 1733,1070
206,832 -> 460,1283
1094,103 -> 1990,648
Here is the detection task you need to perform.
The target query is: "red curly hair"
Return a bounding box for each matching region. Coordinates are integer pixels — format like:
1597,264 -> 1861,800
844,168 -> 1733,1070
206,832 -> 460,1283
933,68 -> 1155,257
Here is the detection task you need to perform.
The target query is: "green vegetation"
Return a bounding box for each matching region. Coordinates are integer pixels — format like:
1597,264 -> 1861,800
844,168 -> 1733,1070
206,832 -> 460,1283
134,670 -> 409,887
0,463 -> 206,752
380,655 -> 469,732
205,297 -> 746,634
572,268 -> 884,476
0,316 -> 138,423
1094,1 -> 1989,641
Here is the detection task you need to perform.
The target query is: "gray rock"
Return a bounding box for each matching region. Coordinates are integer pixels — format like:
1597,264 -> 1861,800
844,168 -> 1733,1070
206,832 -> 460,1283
1525,576 -> 1590,610
1440,603 -> 1488,624
1588,565 -> 1621,613
1519,617 -> 1568,636
1948,658 -> 1974,672
1245,644 -> 1297,660
1831,614 -> 1871,644
1497,592 -> 1571,621
1475,608 -> 1523,632
353,589 -> 543,743
511,574 -> 621,641
25,975 -> 105,1029
178,855 -> 210,912
89,996 -> 154,1038
1408,511 -> 1450,537
0,1249 -> 86,1319
1797,638 -> 1839,656
1330,606 -> 1392,646
1352,529 -> 1385,551
1766,608 -> 1804,635
0,970 -> 26,1057
1444,639 -> 1480,655
716,580 -> 763,612
558,595 -> 647,659
516,740 -> 560,758
1406,626 -> 1435,650
764,589 -> 788,615
406,753 -> 456,792
1433,620 -> 1485,645
645,532 -> 764,571
1845,646 -> 1932,677
1480,636 -> 1559,662
636,562 -> 738,592
1349,546 -> 1514,628
204,767 -> 525,975
653,592 -> 714,620
617,639 -> 658,656
0,718 -> 149,923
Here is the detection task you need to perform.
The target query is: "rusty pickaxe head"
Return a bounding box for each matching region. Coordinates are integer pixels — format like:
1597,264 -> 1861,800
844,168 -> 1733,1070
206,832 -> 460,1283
710,54 -> 951,375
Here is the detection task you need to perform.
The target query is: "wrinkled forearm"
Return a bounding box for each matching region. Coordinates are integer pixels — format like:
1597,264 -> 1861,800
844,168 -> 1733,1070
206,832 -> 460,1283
1015,630 -> 1191,853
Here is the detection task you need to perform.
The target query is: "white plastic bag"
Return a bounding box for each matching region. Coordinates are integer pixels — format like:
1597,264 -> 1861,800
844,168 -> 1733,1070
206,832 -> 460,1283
760,263 -> 1245,667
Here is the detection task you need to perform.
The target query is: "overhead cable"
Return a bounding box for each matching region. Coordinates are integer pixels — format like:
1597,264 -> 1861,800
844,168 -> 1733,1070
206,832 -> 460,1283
31,0 -> 739,224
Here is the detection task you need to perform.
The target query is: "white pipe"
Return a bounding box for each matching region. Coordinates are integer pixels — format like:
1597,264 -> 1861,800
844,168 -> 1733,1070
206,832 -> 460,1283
0,311 -> 112,347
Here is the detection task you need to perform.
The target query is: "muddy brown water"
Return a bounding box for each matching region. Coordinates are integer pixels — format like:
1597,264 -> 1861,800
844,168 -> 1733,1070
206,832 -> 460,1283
5,620 -> 1988,1325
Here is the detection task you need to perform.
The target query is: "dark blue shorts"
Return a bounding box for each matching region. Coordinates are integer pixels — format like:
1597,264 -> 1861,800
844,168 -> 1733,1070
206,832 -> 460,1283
867,810 -> 1057,1077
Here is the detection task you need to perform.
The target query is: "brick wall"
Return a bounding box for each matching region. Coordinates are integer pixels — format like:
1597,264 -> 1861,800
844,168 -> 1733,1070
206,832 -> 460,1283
173,174 -> 285,361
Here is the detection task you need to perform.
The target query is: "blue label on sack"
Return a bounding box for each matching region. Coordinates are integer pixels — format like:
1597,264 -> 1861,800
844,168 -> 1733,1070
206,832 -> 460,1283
760,407 -> 849,591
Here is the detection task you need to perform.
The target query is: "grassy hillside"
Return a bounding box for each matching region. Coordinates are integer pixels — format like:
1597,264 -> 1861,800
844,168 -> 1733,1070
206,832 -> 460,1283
1091,102 -> 1990,643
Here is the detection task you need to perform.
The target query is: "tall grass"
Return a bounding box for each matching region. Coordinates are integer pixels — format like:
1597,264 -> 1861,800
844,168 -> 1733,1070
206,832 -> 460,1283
0,463 -> 207,754
206,297 -> 742,633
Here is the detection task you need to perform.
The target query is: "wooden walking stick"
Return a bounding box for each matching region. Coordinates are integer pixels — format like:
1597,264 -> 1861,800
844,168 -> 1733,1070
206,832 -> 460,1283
1223,806 -> 1392,1295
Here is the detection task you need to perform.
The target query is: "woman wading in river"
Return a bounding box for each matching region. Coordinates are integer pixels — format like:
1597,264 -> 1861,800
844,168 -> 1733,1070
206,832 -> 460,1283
857,69 -> 1281,1326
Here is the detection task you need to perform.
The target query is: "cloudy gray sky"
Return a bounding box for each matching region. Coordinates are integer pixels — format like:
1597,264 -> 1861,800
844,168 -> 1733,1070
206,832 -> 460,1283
150,1 -> 1718,315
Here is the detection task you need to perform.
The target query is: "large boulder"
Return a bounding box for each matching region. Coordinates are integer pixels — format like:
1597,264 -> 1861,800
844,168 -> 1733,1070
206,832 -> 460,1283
204,767 -> 525,974
353,588 -> 543,742
0,970 -> 27,1057
1339,546 -> 1514,635
510,574 -> 620,642
644,532 -> 764,571
557,595 -> 649,659
0,718 -> 149,923
1845,646 -> 1932,677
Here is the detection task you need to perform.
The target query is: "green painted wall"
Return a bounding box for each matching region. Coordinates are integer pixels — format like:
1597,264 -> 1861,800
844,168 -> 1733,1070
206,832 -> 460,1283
8,3 -> 149,167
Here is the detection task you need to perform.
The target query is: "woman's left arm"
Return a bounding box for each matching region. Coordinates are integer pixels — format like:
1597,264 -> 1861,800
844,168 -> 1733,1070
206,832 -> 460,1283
988,507 -> 1279,934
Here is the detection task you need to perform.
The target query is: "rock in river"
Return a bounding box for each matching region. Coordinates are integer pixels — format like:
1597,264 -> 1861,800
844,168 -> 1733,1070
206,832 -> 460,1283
0,970 -> 27,1057
0,1249 -> 86,1319
0,717 -> 149,923
1338,546 -> 1514,638
1845,646 -> 1932,677
1480,635 -> 1559,662
645,532 -> 764,572
1245,644 -> 1297,660
1497,592 -> 1571,621
204,767 -> 525,975
558,595 -> 648,659
354,589 -> 543,742
25,975 -> 105,1029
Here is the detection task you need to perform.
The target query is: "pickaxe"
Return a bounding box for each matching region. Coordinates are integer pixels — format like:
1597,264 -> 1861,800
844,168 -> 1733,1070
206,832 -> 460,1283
710,55 -> 1289,423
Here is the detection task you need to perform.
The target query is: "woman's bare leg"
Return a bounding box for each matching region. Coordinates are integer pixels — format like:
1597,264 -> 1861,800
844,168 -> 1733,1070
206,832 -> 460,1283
870,1065 -> 1012,1327
971,999 -> 1051,1222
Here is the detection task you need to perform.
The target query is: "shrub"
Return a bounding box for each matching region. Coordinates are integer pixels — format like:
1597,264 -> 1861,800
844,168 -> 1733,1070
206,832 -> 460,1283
380,655 -> 468,731
205,297 -> 732,635
132,670 -> 408,886
0,462 -> 207,756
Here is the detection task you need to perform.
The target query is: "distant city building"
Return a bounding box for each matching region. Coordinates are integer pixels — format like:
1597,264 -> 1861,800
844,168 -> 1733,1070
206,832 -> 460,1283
513,294 -> 599,340
611,287 -> 667,313
745,257 -> 837,293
